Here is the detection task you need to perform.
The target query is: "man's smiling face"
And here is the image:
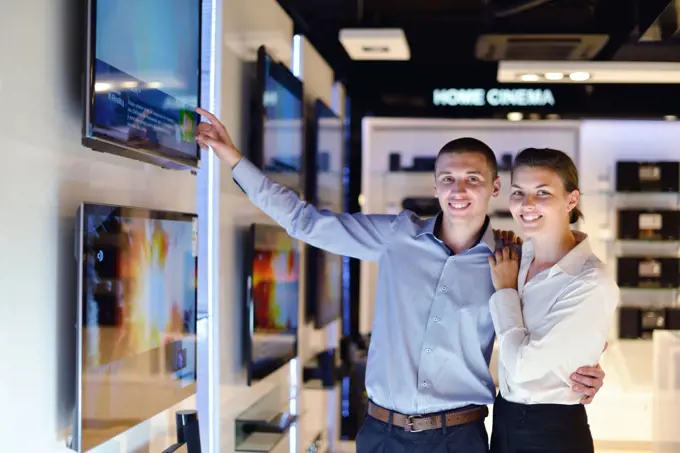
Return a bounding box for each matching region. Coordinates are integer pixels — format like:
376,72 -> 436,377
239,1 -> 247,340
434,151 -> 500,223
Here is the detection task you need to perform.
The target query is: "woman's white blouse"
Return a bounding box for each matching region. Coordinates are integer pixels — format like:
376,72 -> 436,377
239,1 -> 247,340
489,232 -> 620,405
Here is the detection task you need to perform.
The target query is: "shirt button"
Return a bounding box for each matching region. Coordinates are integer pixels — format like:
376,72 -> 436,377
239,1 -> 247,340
440,285 -> 447,292
422,380 -> 428,387
426,348 -> 432,353
433,316 -> 440,322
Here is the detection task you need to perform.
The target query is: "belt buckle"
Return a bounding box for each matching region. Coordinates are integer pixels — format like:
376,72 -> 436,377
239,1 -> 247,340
405,415 -> 424,433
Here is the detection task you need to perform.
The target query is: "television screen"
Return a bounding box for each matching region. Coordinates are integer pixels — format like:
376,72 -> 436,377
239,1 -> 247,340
249,46 -> 304,192
307,99 -> 344,328
245,224 -> 300,385
71,203 -> 198,452
315,99 -> 344,208
314,250 -> 344,328
83,0 -> 201,170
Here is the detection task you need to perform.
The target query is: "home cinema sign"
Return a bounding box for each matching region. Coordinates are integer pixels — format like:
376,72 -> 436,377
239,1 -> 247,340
432,88 -> 556,107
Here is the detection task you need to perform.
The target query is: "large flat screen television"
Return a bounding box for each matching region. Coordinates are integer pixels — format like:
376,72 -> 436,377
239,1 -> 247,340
305,99 -> 344,328
244,224 -> 300,385
82,0 -> 201,170
70,203 -> 198,452
248,46 -> 304,192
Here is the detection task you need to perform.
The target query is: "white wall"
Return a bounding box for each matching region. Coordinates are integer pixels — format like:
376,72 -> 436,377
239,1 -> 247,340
0,1 -> 199,453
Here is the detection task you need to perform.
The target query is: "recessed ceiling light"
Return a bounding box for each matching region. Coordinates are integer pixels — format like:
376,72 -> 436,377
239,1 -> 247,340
507,112 -> 523,121
544,72 -> 564,81
520,73 -> 540,81
499,61 -> 680,84
569,72 -> 590,81
664,115 -> 677,121
339,28 -> 410,60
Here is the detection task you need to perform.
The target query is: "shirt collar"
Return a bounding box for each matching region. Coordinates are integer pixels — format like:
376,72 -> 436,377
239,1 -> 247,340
417,213 -> 495,252
523,231 -> 592,278
416,212 -> 441,237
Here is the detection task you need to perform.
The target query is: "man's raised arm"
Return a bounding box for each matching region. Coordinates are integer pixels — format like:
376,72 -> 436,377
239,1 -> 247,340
196,107 -> 399,261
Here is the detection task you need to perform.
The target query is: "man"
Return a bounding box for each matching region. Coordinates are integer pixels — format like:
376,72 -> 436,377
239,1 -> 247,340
195,108 -> 605,453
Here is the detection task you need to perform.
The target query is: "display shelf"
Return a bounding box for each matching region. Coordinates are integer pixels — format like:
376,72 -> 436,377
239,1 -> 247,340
618,292 -> 680,309
594,182 -> 680,342
584,189 -> 680,196
236,431 -> 291,453
235,385 -> 302,452
598,238 -> 680,258
620,287 -> 680,292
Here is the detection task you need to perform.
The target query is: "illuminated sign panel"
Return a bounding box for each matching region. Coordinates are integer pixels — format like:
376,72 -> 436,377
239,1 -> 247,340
432,88 -> 556,107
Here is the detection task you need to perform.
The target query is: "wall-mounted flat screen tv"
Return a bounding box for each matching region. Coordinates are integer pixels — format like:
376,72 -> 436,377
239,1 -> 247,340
70,203 -> 198,452
244,224 -> 300,385
305,99 -> 344,328
82,0 -> 201,170
249,46 -> 304,192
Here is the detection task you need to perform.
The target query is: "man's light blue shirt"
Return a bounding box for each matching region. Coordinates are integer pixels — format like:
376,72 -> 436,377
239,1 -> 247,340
233,158 -> 499,415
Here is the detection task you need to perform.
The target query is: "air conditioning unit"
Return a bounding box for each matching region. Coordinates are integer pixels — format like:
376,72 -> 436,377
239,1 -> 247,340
475,34 -> 609,61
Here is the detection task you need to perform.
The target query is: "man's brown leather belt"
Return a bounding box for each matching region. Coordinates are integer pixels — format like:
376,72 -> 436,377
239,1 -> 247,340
367,401 -> 489,433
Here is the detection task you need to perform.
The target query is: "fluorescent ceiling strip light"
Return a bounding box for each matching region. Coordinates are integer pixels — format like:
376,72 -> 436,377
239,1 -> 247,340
498,61 -> 680,84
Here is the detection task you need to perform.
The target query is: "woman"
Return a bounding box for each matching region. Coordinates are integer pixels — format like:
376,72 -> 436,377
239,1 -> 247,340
488,148 -> 619,453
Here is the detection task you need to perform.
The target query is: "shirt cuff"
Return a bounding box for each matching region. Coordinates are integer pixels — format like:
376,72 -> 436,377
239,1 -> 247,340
231,158 -> 265,196
489,288 -> 524,335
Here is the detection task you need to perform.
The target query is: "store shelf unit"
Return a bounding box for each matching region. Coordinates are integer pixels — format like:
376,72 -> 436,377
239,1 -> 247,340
592,163 -> 680,340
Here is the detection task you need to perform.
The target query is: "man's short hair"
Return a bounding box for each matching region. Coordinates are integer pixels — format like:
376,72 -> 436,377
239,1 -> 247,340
436,137 -> 498,178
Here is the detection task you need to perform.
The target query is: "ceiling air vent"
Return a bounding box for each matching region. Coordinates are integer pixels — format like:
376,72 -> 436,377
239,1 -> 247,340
475,34 -> 609,61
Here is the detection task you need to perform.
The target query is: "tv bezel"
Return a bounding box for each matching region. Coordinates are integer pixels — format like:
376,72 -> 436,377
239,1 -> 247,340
248,46 -> 305,183
81,0 -> 202,170
243,223 -> 300,386
304,98 -> 344,329
71,202 -> 199,453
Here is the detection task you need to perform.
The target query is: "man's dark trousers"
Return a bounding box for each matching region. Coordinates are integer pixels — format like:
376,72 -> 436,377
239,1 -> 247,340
356,413 -> 489,453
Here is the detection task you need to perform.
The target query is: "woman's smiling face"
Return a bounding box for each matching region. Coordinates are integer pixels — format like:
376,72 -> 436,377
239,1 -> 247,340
509,165 -> 579,238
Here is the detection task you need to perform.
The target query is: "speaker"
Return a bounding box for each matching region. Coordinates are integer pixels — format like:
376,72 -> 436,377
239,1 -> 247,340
665,307 -> 680,330
176,410 -> 202,453
411,157 -> 436,171
617,257 -> 680,288
388,153 -> 401,172
618,308 -> 642,339
499,153 -> 513,171
617,210 -> 680,241
616,161 -> 680,192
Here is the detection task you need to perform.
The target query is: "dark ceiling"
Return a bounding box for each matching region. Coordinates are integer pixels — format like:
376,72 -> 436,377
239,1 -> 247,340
277,0 -> 680,93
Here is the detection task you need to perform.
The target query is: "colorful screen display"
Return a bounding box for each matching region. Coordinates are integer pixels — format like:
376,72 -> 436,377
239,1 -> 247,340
88,0 -> 200,162
248,224 -> 299,383
316,251 -> 343,328
79,204 -> 197,452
